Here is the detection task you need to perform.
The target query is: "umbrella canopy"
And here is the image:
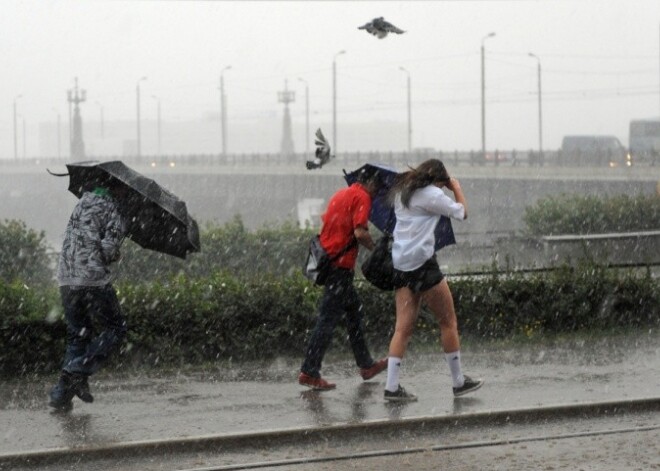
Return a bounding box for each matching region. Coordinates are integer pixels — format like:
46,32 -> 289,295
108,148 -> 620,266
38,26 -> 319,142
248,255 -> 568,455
343,163 -> 456,251
49,160 -> 200,259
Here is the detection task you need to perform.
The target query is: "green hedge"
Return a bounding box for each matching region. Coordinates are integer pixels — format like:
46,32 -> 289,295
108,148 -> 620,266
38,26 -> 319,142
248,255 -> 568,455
119,272 -> 321,366
0,281 -> 64,375
2,265 -> 658,377
523,194 -> 660,235
453,265 -> 660,337
2,212 -> 660,377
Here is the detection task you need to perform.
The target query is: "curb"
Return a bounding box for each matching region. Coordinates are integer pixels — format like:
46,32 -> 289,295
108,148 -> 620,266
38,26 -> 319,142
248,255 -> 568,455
3,396 -> 659,467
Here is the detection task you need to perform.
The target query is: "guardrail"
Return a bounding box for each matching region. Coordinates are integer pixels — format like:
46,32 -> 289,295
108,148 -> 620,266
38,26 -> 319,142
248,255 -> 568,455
541,230 -> 660,244
540,230 -> 660,266
0,149 -> 645,169
437,231 -> 660,275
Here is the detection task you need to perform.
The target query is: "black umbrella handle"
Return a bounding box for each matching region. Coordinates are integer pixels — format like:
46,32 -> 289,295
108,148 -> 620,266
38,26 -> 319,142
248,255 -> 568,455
46,169 -> 70,177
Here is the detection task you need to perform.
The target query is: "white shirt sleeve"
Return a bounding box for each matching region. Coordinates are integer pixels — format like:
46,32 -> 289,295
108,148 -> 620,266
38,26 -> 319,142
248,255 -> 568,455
418,186 -> 465,220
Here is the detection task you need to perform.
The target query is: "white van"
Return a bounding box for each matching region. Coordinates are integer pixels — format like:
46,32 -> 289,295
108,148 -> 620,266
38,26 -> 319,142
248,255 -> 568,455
560,135 -> 631,167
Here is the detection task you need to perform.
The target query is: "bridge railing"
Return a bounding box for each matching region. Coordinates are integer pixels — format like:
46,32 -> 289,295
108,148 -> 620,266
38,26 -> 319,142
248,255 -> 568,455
1,148 -> 652,169
0,149 -> 634,168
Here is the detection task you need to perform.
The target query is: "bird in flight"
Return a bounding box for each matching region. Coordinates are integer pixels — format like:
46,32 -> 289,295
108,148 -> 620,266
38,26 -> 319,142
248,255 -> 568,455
358,17 -> 405,39
306,128 -> 333,170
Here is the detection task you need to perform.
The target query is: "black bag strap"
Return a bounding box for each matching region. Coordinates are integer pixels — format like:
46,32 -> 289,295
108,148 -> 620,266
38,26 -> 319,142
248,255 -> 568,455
327,236 -> 358,263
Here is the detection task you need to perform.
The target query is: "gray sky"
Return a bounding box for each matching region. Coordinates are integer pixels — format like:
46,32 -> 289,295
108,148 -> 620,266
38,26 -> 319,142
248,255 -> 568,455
2,0 -> 659,157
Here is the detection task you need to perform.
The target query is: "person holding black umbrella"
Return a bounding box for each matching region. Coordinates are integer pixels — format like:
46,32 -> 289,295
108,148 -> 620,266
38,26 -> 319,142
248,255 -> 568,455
47,160 -> 200,411
298,167 -> 388,390
48,178 -> 130,411
384,159 -> 483,402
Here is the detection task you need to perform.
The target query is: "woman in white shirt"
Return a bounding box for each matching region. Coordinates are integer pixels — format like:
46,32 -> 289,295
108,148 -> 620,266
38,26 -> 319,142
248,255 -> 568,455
384,159 -> 483,402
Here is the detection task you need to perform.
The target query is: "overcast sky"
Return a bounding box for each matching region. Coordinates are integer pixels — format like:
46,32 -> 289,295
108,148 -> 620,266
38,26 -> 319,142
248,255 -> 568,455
2,0 -> 659,157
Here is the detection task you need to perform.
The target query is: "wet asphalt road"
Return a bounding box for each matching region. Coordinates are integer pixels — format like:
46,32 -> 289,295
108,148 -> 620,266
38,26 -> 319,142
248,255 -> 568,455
1,329 -> 659,470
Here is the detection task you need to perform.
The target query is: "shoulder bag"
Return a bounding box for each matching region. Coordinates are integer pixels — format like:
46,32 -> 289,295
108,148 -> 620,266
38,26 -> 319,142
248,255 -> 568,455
303,235 -> 356,286
361,234 -> 395,291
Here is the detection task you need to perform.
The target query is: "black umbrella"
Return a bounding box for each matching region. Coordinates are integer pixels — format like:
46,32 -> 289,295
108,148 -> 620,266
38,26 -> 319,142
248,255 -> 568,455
48,160 -> 200,259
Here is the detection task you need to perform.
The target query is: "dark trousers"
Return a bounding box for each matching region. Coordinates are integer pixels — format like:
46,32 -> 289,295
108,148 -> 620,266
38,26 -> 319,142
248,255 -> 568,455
301,267 -> 374,377
60,285 -> 127,376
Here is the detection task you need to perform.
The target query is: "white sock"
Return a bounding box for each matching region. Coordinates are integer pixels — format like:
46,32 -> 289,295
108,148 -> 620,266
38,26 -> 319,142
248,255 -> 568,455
385,356 -> 402,392
445,351 -> 464,388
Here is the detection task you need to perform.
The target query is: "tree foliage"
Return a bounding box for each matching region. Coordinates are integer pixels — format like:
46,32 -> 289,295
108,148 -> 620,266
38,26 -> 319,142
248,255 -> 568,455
115,215 -> 315,283
0,219 -> 54,287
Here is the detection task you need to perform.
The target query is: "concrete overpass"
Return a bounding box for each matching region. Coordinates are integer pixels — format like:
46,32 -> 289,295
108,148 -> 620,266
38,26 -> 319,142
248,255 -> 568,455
1,156 -> 659,254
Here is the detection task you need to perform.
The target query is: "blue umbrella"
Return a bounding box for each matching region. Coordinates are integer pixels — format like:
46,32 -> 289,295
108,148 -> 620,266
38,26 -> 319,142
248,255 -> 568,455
343,163 -> 456,251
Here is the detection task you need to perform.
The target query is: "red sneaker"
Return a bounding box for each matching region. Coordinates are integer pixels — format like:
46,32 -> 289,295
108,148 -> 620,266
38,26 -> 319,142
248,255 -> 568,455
298,372 -> 336,391
360,358 -> 387,380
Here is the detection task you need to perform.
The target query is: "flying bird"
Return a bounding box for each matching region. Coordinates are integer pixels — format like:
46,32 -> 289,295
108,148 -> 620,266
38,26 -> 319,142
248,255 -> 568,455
358,17 -> 405,39
306,128 -> 333,170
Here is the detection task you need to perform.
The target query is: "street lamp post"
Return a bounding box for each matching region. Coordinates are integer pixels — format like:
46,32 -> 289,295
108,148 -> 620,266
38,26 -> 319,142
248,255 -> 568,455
22,117 -> 26,159
136,76 -> 147,158
57,112 -> 61,158
68,96 -> 72,147
220,66 -> 232,157
52,108 -> 61,158
481,32 -> 496,164
399,67 -> 412,153
333,50 -> 346,155
13,95 -> 22,160
152,95 -> 161,155
298,77 -> 309,154
528,52 -> 543,165
95,101 -> 104,139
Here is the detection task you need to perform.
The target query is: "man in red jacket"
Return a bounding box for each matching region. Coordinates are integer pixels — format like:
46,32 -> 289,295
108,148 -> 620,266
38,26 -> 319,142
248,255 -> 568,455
299,168 -> 388,390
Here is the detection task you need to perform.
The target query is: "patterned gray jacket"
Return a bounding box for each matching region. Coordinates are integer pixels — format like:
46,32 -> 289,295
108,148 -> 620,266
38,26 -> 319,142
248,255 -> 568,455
57,191 -> 127,287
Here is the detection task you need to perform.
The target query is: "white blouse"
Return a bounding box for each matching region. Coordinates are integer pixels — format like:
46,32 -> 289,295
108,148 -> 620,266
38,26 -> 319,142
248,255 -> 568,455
392,185 -> 465,271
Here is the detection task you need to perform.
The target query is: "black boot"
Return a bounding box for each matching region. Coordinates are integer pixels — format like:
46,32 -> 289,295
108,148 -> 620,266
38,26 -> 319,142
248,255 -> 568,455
48,371 -> 75,411
48,371 -> 94,410
70,372 -> 94,403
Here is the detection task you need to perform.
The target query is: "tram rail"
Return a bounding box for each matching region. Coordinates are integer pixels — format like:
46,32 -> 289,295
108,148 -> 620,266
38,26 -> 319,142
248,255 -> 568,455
3,396 -> 659,470
178,423 -> 660,471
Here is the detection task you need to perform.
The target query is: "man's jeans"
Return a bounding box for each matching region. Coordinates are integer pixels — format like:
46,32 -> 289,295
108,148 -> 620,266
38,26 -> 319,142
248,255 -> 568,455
301,267 -> 374,377
60,285 -> 127,376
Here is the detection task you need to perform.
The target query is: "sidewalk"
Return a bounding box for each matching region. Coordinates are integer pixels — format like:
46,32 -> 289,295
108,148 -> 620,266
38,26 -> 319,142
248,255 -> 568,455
1,330 -> 659,457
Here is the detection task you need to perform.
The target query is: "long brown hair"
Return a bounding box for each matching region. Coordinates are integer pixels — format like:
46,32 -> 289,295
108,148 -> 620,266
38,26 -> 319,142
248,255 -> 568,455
390,159 -> 450,208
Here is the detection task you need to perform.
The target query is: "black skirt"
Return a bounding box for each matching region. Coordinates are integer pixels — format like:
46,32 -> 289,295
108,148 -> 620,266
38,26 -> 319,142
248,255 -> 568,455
392,256 -> 445,293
